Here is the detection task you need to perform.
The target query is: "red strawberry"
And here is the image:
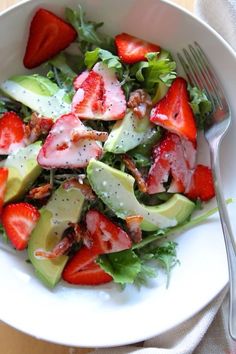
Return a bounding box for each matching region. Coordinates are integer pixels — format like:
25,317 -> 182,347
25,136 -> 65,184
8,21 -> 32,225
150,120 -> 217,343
2,203 -> 40,250
0,167 -> 8,215
69,262 -> 112,285
115,33 -> 160,64
63,253 -> 112,285
186,165 -> 215,201
150,78 -> 197,143
62,246 -> 108,285
72,62 -> 126,121
146,133 -> 196,194
62,210 -> 131,285
86,210 -> 132,254
73,71 -> 89,90
63,246 -> 99,278
23,8 -> 77,69
0,112 -> 25,154
37,114 -> 103,169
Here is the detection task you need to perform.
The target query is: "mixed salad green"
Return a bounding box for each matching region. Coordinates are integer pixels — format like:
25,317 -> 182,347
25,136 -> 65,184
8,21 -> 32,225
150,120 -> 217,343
0,5 -> 218,289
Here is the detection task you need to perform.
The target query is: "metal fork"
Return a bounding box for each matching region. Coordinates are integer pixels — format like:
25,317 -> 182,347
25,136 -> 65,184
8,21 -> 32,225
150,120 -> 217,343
178,42 -> 236,341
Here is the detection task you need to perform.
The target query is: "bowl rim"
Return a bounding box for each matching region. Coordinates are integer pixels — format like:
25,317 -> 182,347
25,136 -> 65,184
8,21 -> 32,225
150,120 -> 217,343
0,0 -> 235,348
1,0 -> 235,60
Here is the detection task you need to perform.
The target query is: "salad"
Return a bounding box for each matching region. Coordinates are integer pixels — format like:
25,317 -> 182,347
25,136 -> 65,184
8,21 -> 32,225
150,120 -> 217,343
0,5 -> 216,289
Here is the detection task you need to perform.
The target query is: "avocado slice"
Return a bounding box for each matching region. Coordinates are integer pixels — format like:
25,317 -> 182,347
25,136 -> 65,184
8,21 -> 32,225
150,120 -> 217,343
87,159 -> 195,231
0,74 -> 71,119
28,184 -> 85,288
130,127 -> 162,157
0,142 -> 42,202
104,109 -> 152,154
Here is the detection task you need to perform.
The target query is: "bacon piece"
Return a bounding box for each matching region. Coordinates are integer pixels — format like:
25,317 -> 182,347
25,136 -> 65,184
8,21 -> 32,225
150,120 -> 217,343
127,89 -> 152,118
28,183 -> 52,199
25,113 -> 54,143
125,215 -> 143,243
63,178 -> 96,201
71,130 -> 108,143
122,154 -> 147,193
35,232 -> 75,259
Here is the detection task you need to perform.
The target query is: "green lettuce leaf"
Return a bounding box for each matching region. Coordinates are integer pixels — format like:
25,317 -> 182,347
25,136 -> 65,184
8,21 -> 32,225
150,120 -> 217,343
85,48 -> 123,77
65,6 -> 114,53
131,50 -> 177,95
49,53 -> 77,78
188,85 -> 212,129
97,249 -> 141,285
135,241 -> 178,287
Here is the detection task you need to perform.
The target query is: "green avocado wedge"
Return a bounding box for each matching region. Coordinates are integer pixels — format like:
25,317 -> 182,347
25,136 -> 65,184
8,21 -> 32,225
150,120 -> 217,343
0,74 -> 71,119
0,142 -> 42,203
104,109 -> 152,153
87,159 -> 195,231
28,184 -> 85,288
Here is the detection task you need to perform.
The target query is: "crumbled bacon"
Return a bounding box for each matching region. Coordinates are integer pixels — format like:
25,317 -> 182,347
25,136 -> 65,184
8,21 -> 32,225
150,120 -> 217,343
125,215 -> 143,243
34,232 -> 75,259
127,89 -> 152,118
122,154 -> 147,193
71,130 -> 108,143
28,183 -> 52,199
63,178 -> 96,201
25,113 -> 54,143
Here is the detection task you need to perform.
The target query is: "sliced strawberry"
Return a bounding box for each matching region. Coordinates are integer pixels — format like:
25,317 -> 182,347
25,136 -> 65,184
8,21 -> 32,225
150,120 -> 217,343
0,112 -> 25,154
69,262 -> 112,285
23,8 -> 77,69
37,113 -> 103,169
63,255 -> 112,286
62,242 -> 101,281
73,70 -> 89,90
72,71 -> 104,119
2,203 -> 40,250
62,210 -> 131,286
115,33 -> 160,64
146,133 -> 196,194
186,165 -> 215,201
72,62 -> 126,121
0,167 -> 8,215
150,77 -> 197,143
86,210 -> 132,254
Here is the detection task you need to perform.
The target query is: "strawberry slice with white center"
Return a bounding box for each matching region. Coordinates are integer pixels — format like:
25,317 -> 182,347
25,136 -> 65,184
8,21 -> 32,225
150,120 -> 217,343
73,70 -> 89,90
72,62 -> 126,121
147,133 -> 196,194
0,167 -> 8,215
37,113 -> 104,169
2,202 -> 40,250
0,112 -> 26,154
86,209 -> 132,254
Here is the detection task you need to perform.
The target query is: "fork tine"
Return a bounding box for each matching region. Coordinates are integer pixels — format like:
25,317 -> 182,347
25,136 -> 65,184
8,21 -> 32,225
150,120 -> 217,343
187,45 -> 218,110
178,46 -> 216,110
177,53 -> 197,87
194,41 -> 225,99
183,48 -> 204,90
177,51 -> 214,110
190,43 -> 223,109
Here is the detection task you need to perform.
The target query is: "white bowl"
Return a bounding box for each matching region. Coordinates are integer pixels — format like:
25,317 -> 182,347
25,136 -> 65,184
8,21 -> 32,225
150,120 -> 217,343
0,0 -> 236,348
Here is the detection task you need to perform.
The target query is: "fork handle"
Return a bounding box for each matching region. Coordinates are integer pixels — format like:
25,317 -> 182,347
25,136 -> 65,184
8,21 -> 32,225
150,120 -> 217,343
209,142 -> 236,341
